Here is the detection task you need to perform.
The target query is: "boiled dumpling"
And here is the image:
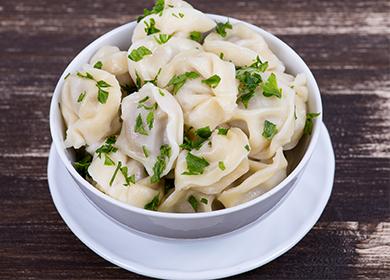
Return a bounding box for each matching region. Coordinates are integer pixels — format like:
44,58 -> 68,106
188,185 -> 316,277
132,4 -> 215,43
89,45 -> 133,88
116,83 -> 184,183
158,49 -> 238,129
218,148 -> 287,208
127,36 -> 202,86
204,23 -> 285,72
88,143 -> 164,208
60,67 -> 121,149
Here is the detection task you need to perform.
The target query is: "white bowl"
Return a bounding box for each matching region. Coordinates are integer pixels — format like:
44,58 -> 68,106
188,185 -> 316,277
50,14 -> 322,239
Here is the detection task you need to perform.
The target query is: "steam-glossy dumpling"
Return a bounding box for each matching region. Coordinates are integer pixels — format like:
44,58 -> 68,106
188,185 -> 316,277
132,5 -> 215,43
230,71 -> 295,160
60,67 -> 121,149
159,128 -> 250,212
204,23 -> 285,72
88,147 -> 164,208
218,148 -> 287,208
116,83 -> 183,182
158,49 -> 238,129
128,36 -> 202,85
89,45 -> 132,87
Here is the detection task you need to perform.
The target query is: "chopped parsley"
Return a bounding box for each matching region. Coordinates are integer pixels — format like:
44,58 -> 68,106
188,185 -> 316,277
128,46 -> 152,62
135,113 -> 148,135
64,73 -> 71,80
182,152 -> 210,175
304,112 -> 320,135
217,127 -> 229,135
104,155 -> 115,166
109,161 -> 122,186
74,154 -> 92,178
262,73 -> 282,98
236,56 -> 268,108
144,18 -> 160,35
219,52 -> 224,59
97,88 -> 109,104
93,61 -> 103,69
215,20 -> 232,37
144,68 -> 162,86
77,91 -> 86,102
96,136 -> 118,158
154,33 -> 172,44
135,72 -> 142,89
77,72 -> 94,80
144,194 -> 160,211
200,198 -> 208,205
180,126 -> 212,150
142,145 -> 150,158
137,0 -> 165,22
218,161 -> 226,171
201,74 -> 221,88
150,145 -> 171,183
146,111 -> 154,129
76,72 -> 111,104
172,12 -> 184,18
138,96 -> 149,104
158,89 -> 165,96
120,166 -> 136,186
262,120 -> 278,140
195,126 -> 212,139
188,195 -> 198,211
244,144 -> 250,152
189,31 -> 202,43
166,71 -> 200,94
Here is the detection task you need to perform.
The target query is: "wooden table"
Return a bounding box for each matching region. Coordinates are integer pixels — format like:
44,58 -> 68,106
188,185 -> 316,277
1,0 -> 389,279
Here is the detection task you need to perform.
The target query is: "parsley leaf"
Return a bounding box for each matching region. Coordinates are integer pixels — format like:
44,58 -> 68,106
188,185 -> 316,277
215,20 -> 232,37
146,111 -> 154,129
120,166 -> 136,186
200,198 -> 208,205
189,31 -> 202,43
202,74 -> 221,88
154,33 -> 172,44
195,126 -> 212,139
158,89 -> 165,96
77,91 -> 86,102
304,112 -> 320,135
135,114 -> 148,135
262,73 -> 282,98
144,194 -> 160,211
219,52 -> 224,59
135,72 -> 142,89
137,0 -> 165,22
93,61 -> 103,69
74,154 -> 92,178
95,136 -> 118,158
97,88 -> 109,104
144,68 -> 161,86
104,155 -> 115,166
166,71 -> 200,94
109,161 -> 122,186
262,120 -> 278,140
128,46 -> 152,62
77,72 -> 94,80
142,145 -> 150,158
244,144 -> 250,151
218,161 -> 226,171
144,18 -> 160,35
150,145 -> 171,183
64,73 -> 71,80
236,56 -> 268,108
217,127 -> 229,135
188,195 -> 198,211
182,152 -> 209,175
180,126 -> 212,150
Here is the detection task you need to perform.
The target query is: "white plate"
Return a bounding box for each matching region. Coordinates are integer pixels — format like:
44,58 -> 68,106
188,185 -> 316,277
47,122 -> 335,280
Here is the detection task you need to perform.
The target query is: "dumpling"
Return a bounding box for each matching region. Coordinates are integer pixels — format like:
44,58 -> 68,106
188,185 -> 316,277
230,71 -> 296,160
159,190 -> 215,213
158,49 -> 238,129
132,5 -> 215,43
159,128 -> 250,212
89,45 -> 133,87
127,36 -> 202,86
116,83 -> 183,182
87,144 -> 164,208
60,67 -> 121,149
204,23 -> 285,72
218,148 -> 287,208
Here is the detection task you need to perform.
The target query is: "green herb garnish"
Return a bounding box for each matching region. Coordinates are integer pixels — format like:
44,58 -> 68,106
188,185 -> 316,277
128,46 -> 152,62
120,166 -> 136,186
150,145 -> 171,183
135,113 -> 148,135
74,154 -> 92,178
154,33 -> 172,44
93,61 -> 103,69
77,91 -> 86,102
144,194 -> 160,211
104,155 -> 115,166
200,198 -> 208,205
135,72 -> 142,89
144,68 -> 161,86
218,161 -> 226,171
142,145 -> 150,158
146,111 -> 154,129
217,127 -> 229,135
77,72 -> 94,80
304,112 -> 320,135
244,144 -> 250,151
182,152 -> 209,175
109,161 -> 122,186
180,126 -> 212,150
262,73 -> 282,98
166,71 -> 200,94
219,52 -> 224,59
96,136 -> 118,158
189,31 -> 202,43
262,120 -> 278,140
144,18 -> 160,35
158,89 -> 165,96
202,74 -> 221,88
137,0 -> 165,22
188,195 -> 198,211
64,73 -> 71,80
215,20 -> 232,37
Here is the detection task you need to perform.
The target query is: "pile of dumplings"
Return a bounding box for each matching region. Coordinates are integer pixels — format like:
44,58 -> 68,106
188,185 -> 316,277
60,0 -> 309,213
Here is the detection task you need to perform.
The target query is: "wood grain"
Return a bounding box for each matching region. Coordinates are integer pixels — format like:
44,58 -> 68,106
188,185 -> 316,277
0,0 -> 389,279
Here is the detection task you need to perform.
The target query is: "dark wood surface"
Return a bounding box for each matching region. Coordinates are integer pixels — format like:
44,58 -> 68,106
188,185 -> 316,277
1,0 -> 389,279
